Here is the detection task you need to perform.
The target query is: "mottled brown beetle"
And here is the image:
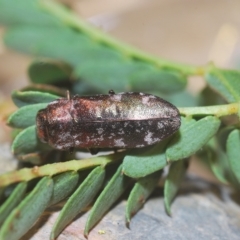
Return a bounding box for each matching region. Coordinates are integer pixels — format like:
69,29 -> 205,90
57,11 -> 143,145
36,91 -> 181,151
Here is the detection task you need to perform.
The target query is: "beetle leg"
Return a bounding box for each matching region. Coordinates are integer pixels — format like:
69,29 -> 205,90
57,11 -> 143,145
66,90 -> 70,100
69,147 -> 75,154
88,148 -> 99,155
108,90 -> 115,94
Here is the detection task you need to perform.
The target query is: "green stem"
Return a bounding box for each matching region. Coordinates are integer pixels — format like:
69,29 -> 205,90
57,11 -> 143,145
0,152 -> 125,188
179,102 -> 240,117
40,0 -> 201,75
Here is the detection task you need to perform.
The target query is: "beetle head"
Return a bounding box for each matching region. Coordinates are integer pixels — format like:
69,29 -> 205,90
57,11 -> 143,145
36,109 -> 49,143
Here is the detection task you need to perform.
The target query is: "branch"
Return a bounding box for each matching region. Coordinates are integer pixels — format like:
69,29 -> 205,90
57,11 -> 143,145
40,0 -> 200,76
179,102 -> 240,117
0,152 -> 125,188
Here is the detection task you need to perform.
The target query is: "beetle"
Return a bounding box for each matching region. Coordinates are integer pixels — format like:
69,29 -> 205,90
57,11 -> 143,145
36,91 -> 181,151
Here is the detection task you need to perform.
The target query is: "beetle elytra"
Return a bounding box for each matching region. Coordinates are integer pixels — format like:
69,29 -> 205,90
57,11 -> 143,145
36,91 -> 181,151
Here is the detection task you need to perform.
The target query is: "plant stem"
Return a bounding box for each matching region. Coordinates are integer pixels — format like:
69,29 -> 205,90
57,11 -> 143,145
0,152 -> 125,188
40,0 -> 201,75
179,102 -> 240,117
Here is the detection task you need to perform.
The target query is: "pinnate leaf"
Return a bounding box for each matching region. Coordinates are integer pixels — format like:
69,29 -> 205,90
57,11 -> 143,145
51,166 -> 105,239
3,0 -> 187,93
84,164 -> 130,236
0,177 -> 53,240
205,66 -> 240,102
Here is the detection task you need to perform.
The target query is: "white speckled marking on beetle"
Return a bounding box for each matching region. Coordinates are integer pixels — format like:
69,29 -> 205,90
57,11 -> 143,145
148,120 -> 153,125
97,128 -> 104,134
149,95 -> 156,99
118,129 -> 124,135
136,144 -> 145,147
111,94 -> 122,102
144,131 -> 160,145
114,138 -> 125,147
142,96 -> 151,106
157,122 -> 163,129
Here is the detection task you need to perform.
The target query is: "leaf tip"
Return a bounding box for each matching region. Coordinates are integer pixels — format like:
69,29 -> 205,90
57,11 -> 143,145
50,231 -> 56,240
164,200 -> 172,216
83,230 -> 89,239
126,219 -> 131,229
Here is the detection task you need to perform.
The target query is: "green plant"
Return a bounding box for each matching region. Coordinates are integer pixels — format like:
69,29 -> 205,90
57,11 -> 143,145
0,0 -> 240,239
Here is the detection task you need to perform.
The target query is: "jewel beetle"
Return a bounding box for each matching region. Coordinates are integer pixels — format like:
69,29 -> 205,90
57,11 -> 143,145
36,91 -> 181,151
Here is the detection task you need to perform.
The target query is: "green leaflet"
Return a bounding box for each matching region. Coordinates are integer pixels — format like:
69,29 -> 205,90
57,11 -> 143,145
4,26 -> 93,65
11,125 -> 51,155
75,60 -> 187,93
198,145 -> 228,184
199,86 -> 226,106
226,129 -> 240,183
166,116 -> 221,161
84,164 -> 130,236
205,66 -> 240,103
20,84 -> 67,96
217,126 -> 235,151
164,90 -> 200,108
129,63 -> 187,93
164,160 -> 188,215
0,177 -> 53,240
51,166 -> 105,239
49,171 -> 80,206
0,0 -> 61,26
28,60 -> 73,84
210,150 -> 229,184
74,58 -> 132,92
4,25 -> 187,93
0,182 -> 27,226
7,103 -> 48,128
12,90 -> 59,107
126,170 -> 162,222
72,80 -> 100,95
122,141 -> 168,178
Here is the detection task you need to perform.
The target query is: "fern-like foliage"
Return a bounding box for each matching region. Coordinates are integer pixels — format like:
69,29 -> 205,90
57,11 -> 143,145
0,0 -> 240,239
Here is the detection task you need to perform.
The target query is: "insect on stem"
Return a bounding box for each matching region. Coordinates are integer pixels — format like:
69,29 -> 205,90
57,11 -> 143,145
36,91 -> 181,151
